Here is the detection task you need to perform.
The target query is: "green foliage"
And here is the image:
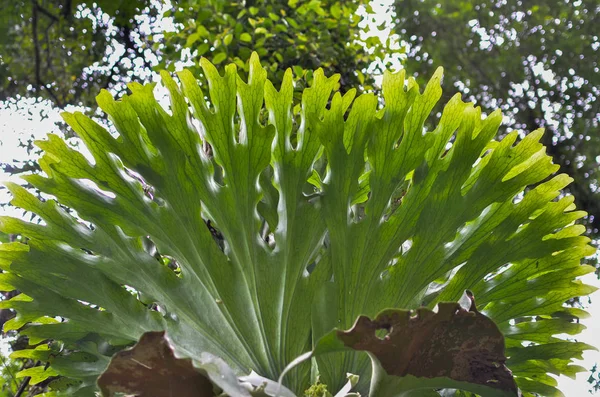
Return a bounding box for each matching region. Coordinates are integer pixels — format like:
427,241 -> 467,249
0,354 -> 20,396
393,0 -> 600,237
0,55 -> 595,396
0,0 -> 154,108
160,0 -> 399,93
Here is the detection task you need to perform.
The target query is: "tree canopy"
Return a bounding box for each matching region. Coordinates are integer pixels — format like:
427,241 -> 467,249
0,0 -> 396,109
159,0 -> 399,93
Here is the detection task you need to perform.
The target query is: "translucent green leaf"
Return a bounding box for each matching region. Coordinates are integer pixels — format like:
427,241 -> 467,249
186,32 -> 201,48
330,4 -> 342,19
212,51 -> 227,64
17,366 -> 59,385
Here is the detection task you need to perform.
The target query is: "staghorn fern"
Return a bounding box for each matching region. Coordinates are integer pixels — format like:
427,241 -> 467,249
0,53 -> 596,396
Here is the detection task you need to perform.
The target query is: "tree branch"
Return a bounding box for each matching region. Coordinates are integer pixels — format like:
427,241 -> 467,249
31,0 -> 64,108
62,0 -> 72,18
35,3 -> 59,22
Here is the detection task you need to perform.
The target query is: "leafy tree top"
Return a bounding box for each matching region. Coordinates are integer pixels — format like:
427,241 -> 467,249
160,0 -> 399,93
0,54 -> 595,396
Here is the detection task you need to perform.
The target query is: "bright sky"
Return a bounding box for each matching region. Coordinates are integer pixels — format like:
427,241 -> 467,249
0,0 -> 599,395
